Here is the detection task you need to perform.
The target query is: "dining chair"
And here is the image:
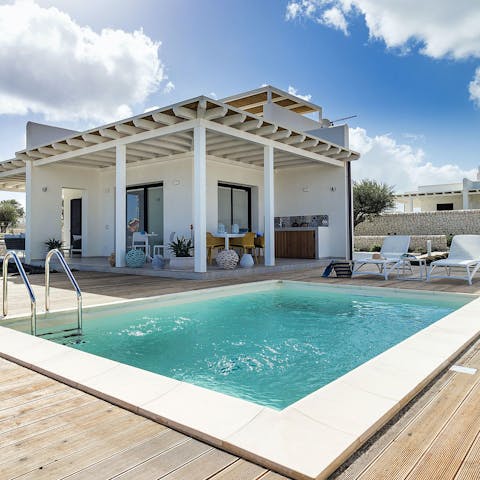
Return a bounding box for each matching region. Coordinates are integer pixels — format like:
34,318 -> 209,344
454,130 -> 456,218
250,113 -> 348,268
206,232 -> 225,264
254,234 -> 264,260
230,232 -> 257,262
132,232 -> 149,257
153,231 -> 176,257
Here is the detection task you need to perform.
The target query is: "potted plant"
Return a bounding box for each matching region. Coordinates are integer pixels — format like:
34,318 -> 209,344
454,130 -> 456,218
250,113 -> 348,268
45,238 -> 63,254
169,236 -> 194,270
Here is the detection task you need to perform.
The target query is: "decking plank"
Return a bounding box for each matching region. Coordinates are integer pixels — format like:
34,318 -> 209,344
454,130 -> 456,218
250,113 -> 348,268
0,400 -> 111,448
403,379 -> 480,480
2,413 -> 164,479
114,439 -> 212,480
259,472 -> 292,480
0,392 -> 94,434
64,430 -> 187,480
11,418 -> 165,479
160,448 -> 238,480
0,382 -> 66,411
0,376 -> 58,401
0,402 -> 128,466
0,388 -> 81,423
355,373 -> 479,479
453,430 -> 480,480
208,459 -> 268,480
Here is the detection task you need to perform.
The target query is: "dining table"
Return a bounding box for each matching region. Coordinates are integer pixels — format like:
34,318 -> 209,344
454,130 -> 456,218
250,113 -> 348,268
214,232 -> 245,250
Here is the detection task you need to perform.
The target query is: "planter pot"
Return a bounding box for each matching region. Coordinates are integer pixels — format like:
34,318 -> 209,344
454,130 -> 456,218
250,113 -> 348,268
152,255 -> 165,270
169,256 -> 194,270
240,253 -> 254,268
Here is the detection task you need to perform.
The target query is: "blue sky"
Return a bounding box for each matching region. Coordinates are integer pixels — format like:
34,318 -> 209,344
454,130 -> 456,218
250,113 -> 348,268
1,0 -> 480,204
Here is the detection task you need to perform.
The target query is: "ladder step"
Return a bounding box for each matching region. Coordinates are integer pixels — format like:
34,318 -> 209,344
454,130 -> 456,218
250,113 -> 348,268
37,327 -> 82,338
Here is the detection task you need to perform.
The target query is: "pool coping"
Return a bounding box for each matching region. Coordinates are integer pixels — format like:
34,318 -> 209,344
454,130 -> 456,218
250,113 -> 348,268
1,280 -> 479,480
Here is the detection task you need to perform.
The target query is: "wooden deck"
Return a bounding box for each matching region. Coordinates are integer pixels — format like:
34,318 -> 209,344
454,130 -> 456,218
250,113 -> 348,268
335,339 -> 480,480
0,357 -> 287,480
2,269 -> 480,479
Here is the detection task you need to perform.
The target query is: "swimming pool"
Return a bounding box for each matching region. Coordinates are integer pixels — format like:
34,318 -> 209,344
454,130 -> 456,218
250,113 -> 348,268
52,281 -> 471,409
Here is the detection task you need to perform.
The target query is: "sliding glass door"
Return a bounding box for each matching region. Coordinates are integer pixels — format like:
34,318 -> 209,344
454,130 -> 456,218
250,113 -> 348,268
126,183 -> 164,250
218,183 -> 251,232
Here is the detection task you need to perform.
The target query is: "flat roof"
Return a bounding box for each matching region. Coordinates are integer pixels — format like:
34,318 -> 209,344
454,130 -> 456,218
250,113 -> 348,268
222,85 -> 321,116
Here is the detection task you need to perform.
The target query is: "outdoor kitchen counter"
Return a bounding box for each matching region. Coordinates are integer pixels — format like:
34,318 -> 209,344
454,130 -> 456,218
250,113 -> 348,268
274,227 -> 329,259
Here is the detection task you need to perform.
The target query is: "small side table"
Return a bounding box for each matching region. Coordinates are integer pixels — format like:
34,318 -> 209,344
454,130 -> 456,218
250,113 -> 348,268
397,256 -> 428,281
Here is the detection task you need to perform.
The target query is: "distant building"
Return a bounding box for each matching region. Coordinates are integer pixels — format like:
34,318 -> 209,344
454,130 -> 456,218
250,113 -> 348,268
395,169 -> 480,212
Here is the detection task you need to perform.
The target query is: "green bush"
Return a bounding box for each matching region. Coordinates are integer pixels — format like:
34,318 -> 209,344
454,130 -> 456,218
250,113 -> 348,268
370,244 -> 382,252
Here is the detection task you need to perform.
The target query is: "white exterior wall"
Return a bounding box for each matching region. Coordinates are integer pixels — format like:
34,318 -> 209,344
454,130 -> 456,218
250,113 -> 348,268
274,164 -> 348,257
468,194 -> 480,209
28,164 -> 102,259
27,155 -> 347,259
263,103 -> 321,132
398,194 -> 464,212
98,155 -> 265,255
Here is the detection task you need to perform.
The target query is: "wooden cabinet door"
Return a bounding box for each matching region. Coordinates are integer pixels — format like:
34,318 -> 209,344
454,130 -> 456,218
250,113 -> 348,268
275,231 -> 315,258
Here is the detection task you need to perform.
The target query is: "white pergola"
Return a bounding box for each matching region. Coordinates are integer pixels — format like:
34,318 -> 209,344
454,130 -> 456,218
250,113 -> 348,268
0,94 -> 359,272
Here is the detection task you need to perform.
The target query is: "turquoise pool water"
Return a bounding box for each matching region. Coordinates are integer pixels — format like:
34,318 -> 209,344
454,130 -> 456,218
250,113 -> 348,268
57,283 -> 470,409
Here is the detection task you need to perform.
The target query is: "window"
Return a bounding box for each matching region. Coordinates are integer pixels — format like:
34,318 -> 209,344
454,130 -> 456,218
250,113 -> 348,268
218,183 -> 251,232
126,183 -> 164,249
436,203 -> 454,211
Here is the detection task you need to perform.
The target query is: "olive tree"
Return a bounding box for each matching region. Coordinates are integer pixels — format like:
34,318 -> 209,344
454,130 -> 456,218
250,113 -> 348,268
353,179 -> 395,227
0,199 -> 24,233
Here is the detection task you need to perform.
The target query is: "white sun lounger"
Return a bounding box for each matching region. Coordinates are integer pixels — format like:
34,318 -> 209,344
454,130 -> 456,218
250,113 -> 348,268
352,235 -> 411,280
427,235 -> 480,285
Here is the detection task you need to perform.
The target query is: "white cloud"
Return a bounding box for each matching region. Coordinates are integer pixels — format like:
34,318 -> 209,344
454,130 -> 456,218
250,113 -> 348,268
469,67 -> 480,107
163,81 -> 175,94
0,0 -> 167,123
287,85 -> 312,102
286,1 -> 480,106
321,6 -> 348,35
286,1 -> 348,33
349,127 -> 476,192
209,92 -> 218,99
285,1 -> 303,20
286,1 -> 480,60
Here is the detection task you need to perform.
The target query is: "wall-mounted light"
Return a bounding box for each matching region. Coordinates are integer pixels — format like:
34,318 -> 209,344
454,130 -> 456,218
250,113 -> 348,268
173,179 -> 180,186
330,186 -> 336,192
42,186 -> 48,192
302,186 -> 310,193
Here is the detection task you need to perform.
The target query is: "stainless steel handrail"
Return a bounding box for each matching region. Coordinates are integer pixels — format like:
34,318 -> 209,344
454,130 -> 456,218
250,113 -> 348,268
45,249 -> 82,332
3,251 -> 37,335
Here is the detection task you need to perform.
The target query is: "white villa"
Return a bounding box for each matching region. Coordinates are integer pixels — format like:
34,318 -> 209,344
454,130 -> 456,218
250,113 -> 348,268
396,170 -> 480,212
0,86 -> 360,274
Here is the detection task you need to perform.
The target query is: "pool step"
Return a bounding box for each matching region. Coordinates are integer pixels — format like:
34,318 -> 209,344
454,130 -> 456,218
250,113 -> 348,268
37,327 -> 84,343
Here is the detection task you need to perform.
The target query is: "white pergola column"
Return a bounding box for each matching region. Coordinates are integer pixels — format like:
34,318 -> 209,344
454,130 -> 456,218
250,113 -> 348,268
24,160 -> 33,264
264,145 -> 275,266
115,144 -> 126,267
193,125 -> 207,273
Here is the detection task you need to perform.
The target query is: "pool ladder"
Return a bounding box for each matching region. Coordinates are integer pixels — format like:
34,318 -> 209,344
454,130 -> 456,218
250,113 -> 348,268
2,249 -> 82,336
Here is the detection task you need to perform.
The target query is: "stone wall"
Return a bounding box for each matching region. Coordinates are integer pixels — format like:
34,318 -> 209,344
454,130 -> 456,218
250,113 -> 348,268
355,210 -> 480,236
354,235 -> 448,253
